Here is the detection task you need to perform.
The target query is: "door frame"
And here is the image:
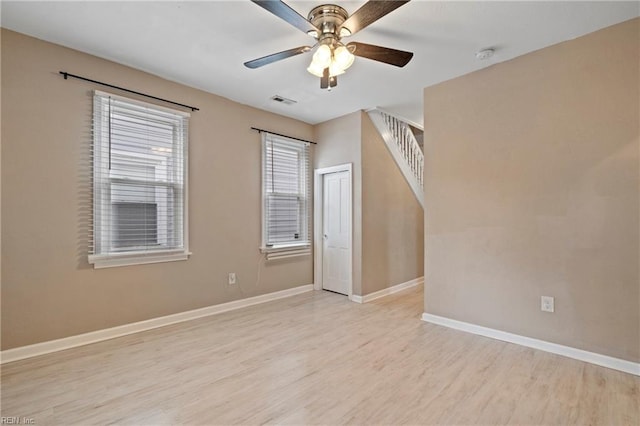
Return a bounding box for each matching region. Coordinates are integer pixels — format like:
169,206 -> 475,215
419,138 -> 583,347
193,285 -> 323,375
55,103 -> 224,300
314,163 -> 353,300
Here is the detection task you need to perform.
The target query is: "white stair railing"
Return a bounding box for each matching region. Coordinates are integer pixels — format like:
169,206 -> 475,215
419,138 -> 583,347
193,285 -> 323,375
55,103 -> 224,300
367,108 -> 424,207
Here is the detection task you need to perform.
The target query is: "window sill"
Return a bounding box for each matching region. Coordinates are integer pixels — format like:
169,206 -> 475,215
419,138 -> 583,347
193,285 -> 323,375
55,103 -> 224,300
260,244 -> 311,260
260,243 -> 310,253
88,250 -> 191,269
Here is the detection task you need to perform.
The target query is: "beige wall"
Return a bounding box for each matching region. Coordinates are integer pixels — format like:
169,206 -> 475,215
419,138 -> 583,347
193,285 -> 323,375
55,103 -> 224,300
314,111 -> 425,296
423,18 -> 639,362
361,113 -> 424,294
0,29 -> 3,314
314,112 -> 363,295
1,30 -> 314,349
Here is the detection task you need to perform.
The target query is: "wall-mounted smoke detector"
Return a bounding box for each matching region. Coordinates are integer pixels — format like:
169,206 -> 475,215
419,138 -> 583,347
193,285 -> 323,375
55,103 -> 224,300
271,95 -> 297,105
475,48 -> 495,60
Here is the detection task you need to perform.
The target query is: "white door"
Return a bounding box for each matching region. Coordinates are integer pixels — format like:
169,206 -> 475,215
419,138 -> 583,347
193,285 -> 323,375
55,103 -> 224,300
322,171 -> 351,295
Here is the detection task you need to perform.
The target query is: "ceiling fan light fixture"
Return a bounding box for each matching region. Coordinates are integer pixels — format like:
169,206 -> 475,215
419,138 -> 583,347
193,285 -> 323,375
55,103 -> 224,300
308,43 -> 334,77
329,61 -> 346,77
307,60 -> 326,77
333,44 -> 355,70
312,44 -> 332,68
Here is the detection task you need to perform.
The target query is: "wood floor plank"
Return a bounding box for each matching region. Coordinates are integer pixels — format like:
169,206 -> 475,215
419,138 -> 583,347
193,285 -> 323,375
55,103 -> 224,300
1,285 -> 638,425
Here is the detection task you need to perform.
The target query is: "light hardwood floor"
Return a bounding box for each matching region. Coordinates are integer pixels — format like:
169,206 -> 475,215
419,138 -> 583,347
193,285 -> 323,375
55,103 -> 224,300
1,285 -> 638,425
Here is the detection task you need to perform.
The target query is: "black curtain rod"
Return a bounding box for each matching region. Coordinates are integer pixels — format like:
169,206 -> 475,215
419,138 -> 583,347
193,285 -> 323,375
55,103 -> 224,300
59,71 -> 199,112
251,127 -> 316,145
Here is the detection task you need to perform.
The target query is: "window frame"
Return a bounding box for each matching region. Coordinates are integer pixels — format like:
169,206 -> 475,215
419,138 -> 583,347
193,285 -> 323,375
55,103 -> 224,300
88,90 -> 190,269
261,133 -> 311,253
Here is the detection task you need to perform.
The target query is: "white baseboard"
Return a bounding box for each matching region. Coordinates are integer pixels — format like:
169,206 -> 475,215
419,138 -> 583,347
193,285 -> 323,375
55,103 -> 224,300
1,284 -> 314,364
351,276 -> 423,304
421,313 -> 640,376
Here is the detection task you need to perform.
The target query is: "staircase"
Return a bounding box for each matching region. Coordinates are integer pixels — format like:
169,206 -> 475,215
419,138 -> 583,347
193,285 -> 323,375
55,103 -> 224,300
367,108 -> 424,207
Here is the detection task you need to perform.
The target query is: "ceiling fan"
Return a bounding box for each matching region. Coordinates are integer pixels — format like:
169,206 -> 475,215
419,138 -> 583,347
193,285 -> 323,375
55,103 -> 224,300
244,0 -> 414,89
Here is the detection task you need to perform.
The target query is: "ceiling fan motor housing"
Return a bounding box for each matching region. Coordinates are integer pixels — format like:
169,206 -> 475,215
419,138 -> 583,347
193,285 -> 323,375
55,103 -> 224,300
307,4 -> 350,44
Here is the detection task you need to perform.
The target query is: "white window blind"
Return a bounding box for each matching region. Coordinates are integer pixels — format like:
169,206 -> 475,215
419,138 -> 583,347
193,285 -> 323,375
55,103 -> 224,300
89,91 -> 189,268
262,133 -> 310,251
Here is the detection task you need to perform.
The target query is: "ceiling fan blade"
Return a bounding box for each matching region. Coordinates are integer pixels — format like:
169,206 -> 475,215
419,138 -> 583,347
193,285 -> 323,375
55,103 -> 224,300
251,0 -> 320,35
244,46 -> 312,69
347,42 -> 413,67
339,0 -> 410,36
320,67 -> 329,89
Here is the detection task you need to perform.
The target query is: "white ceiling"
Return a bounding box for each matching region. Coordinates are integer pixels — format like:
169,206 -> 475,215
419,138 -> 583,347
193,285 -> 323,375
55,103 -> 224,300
1,1 -> 638,125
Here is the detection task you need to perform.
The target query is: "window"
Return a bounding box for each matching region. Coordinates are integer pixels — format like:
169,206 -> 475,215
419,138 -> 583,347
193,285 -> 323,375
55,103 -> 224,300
262,133 -> 310,252
89,91 -> 189,268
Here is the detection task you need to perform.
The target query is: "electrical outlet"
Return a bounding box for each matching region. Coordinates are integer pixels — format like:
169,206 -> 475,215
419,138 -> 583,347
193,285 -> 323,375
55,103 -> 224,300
541,296 -> 554,313
228,273 -> 236,285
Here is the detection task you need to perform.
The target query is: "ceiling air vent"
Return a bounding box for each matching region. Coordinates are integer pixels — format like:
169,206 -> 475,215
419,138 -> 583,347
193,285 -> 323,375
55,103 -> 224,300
271,95 -> 297,105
